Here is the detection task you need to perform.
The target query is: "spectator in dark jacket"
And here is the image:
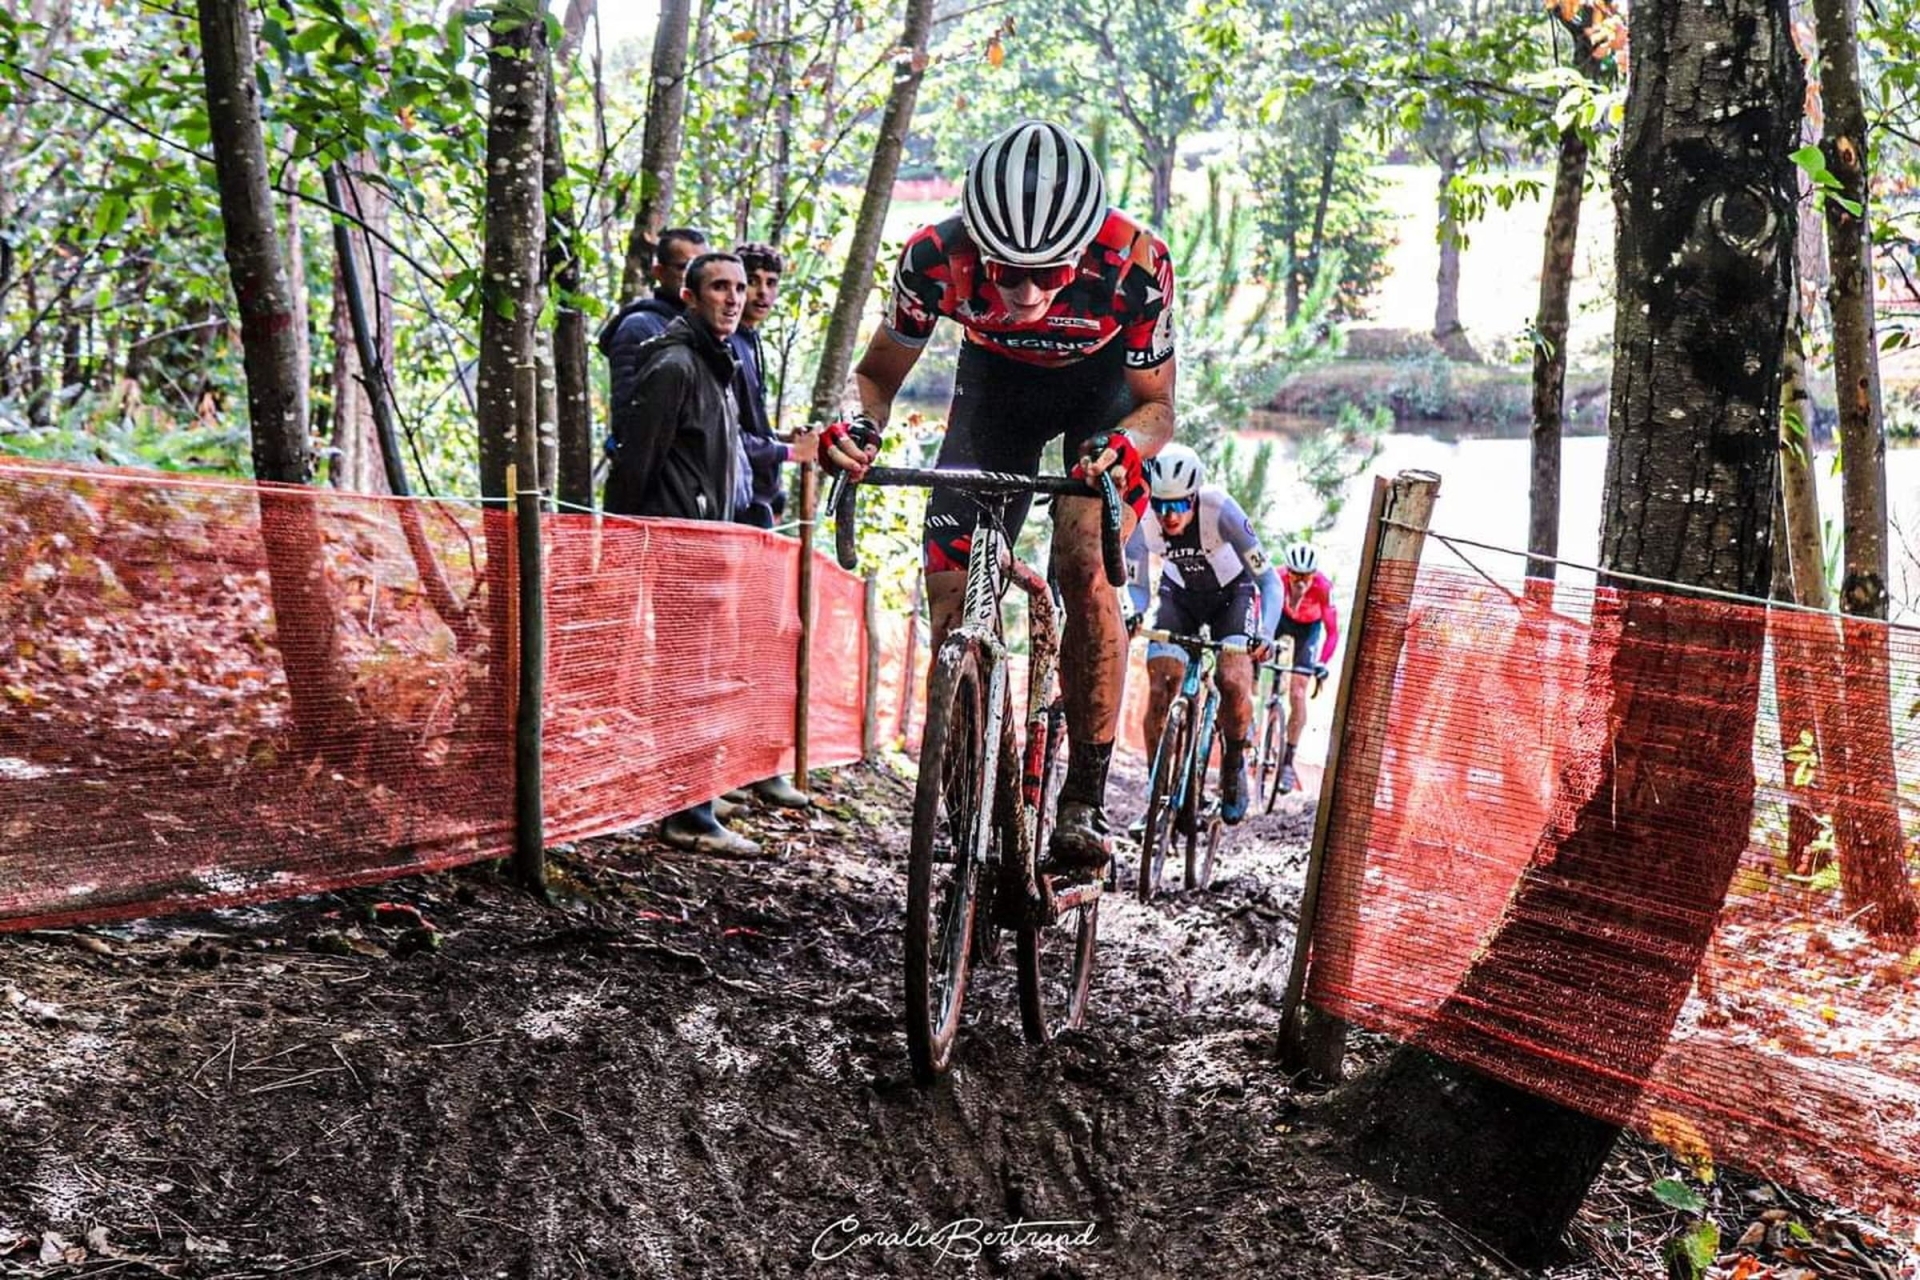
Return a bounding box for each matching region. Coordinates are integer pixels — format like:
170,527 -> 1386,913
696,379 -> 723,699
728,242 -> 815,811
598,227 -> 710,416
603,251 -> 762,856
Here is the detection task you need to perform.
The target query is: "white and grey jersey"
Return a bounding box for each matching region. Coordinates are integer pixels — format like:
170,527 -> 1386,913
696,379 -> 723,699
1125,486 -> 1283,634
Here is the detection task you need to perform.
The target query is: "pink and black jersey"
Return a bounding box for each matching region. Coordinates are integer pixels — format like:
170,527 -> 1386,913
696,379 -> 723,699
884,210 -> 1175,370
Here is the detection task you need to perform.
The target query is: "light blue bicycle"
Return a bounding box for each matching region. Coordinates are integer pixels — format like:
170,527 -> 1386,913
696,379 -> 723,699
1136,628 -> 1244,900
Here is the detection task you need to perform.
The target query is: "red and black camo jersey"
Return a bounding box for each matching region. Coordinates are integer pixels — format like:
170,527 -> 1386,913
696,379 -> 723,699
883,210 -> 1176,370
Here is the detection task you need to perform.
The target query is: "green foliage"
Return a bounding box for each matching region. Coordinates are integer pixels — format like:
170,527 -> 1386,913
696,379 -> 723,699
1660,1219 -> 1720,1280
1650,1177 -> 1708,1214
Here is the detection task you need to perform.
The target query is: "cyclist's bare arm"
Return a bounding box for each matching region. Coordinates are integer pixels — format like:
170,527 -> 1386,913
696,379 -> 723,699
823,330 -> 920,474
851,329 -> 919,429
1078,359 -> 1176,480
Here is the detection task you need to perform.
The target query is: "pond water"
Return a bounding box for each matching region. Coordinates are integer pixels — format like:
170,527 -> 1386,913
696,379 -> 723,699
1252,424 -> 1920,625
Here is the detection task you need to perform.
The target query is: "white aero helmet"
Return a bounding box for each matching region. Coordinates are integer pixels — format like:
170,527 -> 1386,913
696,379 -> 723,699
1146,444 -> 1204,501
962,121 -> 1108,267
1284,542 -> 1319,574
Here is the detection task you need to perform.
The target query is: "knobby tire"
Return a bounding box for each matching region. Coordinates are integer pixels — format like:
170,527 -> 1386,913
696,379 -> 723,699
905,638 -> 987,1085
1139,700 -> 1190,903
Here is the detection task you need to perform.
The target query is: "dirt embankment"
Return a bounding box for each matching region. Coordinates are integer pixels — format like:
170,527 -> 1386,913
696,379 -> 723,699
1,760 -> 1905,1279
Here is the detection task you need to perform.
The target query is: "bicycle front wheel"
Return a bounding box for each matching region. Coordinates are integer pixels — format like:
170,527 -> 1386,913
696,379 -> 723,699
1139,701 -> 1190,903
1184,712 -> 1216,892
1257,693 -> 1288,815
906,637 -> 988,1085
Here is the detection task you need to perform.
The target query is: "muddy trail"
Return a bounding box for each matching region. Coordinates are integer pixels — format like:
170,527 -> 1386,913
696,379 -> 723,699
0,759 -> 1896,1279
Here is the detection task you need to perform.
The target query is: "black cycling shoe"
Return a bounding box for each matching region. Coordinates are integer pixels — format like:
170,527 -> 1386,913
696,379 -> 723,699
1047,800 -> 1114,872
1220,744 -> 1249,825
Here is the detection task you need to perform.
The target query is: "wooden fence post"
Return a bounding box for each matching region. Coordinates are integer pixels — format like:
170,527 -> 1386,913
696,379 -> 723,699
512,362 -> 547,894
862,571 -> 881,759
793,461 -> 816,790
1276,468 -> 1440,1079
897,569 -> 922,748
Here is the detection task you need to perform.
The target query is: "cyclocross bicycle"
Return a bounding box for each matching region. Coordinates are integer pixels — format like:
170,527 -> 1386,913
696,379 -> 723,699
832,464 -> 1126,1086
1136,629 -> 1246,901
1251,636 -> 1327,812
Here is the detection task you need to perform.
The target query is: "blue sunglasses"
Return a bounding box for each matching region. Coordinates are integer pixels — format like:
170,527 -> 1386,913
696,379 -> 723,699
1151,497 -> 1195,517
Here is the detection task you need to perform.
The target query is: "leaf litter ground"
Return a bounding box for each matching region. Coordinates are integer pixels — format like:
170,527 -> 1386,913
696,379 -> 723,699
1,758 -> 1912,1279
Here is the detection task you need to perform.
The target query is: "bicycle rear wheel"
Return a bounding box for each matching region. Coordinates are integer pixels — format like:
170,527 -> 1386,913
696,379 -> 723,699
1257,692 -> 1288,815
1018,705 -> 1097,1040
1139,700 -> 1190,903
906,637 -> 988,1085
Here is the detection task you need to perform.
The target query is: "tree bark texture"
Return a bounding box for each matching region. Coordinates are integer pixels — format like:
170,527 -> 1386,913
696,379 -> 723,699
1810,0 -> 1886,619
477,2 -> 550,505
807,0 -> 935,421
477,0 -> 550,707
327,153 -> 394,493
1808,0 -> 1918,936
619,0 -> 692,302
1526,123 -> 1587,580
543,74 -> 594,511
1344,0 -> 1804,1262
197,0 -> 356,744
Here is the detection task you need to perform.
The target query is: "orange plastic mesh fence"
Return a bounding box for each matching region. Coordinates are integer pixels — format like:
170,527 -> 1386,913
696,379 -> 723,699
1308,555 -> 1920,1230
1,460 -> 875,930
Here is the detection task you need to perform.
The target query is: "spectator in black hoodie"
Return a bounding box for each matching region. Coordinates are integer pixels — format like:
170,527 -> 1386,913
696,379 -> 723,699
599,227 -> 710,417
603,251 -> 762,856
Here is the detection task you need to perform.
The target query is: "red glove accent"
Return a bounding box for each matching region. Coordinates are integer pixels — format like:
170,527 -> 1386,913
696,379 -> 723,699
1073,432 -> 1149,520
820,414 -> 882,475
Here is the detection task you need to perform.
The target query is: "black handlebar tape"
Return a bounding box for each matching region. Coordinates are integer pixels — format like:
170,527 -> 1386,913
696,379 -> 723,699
832,475 -> 859,571
1099,471 -> 1126,588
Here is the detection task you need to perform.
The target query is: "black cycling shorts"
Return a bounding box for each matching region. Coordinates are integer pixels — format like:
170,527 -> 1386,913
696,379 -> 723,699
923,339 -> 1135,573
1275,614 -> 1325,673
1148,577 -> 1260,659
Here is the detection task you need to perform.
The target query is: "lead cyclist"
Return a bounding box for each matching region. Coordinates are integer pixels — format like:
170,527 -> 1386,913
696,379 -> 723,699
820,119 -> 1179,873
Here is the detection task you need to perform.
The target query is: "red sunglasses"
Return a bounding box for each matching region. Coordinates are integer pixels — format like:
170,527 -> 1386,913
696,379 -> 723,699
982,259 -> 1078,291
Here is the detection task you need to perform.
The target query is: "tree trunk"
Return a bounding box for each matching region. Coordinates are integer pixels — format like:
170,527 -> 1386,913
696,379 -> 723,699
544,74 -> 594,511
1431,147 -> 1477,361
767,0 -> 796,236
1810,0 -> 1918,937
618,0 -> 692,301
807,0 -> 935,421
283,180 -> 314,460
477,0 -> 551,707
197,0 -> 356,745
1779,314 -> 1827,611
1337,1 -> 1803,1262
1147,144 -> 1176,226
1304,112 -> 1340,300
1770,316 -> 1847,872
556,0 -> 594,66
1525,123 -> 1588,580
327,153 -> 393,493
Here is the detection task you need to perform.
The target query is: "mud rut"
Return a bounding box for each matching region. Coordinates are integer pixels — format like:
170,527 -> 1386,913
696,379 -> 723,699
0,758 -> 1834,1280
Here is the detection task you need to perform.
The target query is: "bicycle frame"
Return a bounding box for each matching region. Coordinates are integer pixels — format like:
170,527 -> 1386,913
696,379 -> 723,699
1142,630 -> 1240,835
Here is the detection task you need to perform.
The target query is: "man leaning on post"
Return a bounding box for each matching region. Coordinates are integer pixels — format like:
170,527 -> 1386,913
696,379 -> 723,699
603,250 -> 763,857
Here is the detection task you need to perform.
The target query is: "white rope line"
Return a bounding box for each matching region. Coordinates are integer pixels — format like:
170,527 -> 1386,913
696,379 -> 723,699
1389,519 -> 1920,636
